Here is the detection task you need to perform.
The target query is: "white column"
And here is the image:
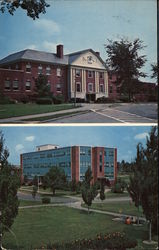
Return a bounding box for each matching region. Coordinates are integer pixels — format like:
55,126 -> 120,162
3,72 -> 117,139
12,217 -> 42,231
104,71 -> 108,96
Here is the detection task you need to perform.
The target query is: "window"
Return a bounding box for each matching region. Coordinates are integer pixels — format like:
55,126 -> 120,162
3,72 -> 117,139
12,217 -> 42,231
76,69 -> 81,77
13,80 -> 19,90
15,64 -> 19,70
47,80 -> 51,90
76,82 -> 81,92
88,83 -> 93,92
46,66 -> 51,75
25,80 -> 31,91
4,79 -> 11,90
99,72 -> 103,79
57,68 -> 61,77
38,65 -> 43,75
26,63 -> 31,73
109,85 -> 113,93
56,83 -> 62,92
88,71 -> 93,78
99,84 -> 104,93
99,164 -> 102,172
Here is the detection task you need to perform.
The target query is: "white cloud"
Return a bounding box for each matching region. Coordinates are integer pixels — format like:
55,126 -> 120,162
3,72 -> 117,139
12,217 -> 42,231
134,132 -> 149,140
42,41 -> 59,52
34,18 -> 60,35
25,136 -> 35,142
15,144 -> 24,153
27,44 -> 38,50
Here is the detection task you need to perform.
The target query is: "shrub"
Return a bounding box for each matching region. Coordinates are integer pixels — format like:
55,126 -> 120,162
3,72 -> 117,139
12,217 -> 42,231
36,97 -> 53,105
45,232 -> 137,249
111,178 -> 127,193
95,97 -> 115,103
19,95 -> 30,104
41,197 -> 51,204
53,95 -> 65,104
0,95 -> 16,104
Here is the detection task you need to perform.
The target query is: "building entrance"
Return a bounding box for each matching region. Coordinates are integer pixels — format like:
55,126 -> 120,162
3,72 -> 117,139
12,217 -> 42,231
86,93 -> 96,102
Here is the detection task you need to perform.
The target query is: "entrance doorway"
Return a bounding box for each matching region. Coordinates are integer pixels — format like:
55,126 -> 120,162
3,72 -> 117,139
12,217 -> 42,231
86,93 -> 96,102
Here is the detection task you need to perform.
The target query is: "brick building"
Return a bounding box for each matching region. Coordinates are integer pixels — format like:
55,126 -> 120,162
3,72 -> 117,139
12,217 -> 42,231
0,45 -> 108,102
20,144 -> 117,185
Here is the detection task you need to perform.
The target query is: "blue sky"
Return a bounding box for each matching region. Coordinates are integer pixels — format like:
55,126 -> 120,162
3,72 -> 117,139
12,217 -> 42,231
0,125 -> 153,165
0,0 -> 157,82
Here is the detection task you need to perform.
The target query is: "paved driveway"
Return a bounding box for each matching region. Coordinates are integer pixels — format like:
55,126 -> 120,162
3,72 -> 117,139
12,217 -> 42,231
49,103 -> 157,123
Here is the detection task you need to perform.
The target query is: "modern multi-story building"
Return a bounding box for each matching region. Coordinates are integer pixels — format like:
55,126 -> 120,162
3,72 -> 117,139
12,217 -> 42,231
20,144 -> 117,185
0,44 -> 108,102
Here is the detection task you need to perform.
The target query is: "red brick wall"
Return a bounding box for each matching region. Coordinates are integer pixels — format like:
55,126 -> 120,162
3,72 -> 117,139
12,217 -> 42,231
92,147 -> 105,183
71,146 -> 79,182
0,61 -> 68,101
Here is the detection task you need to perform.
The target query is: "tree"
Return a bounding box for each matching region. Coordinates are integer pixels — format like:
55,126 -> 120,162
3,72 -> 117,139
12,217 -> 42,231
140,127 -> 158,240
32,175 -> 38,199
127,127 -> 158,241
105,38 -> 147,101
81,168 -> 98,214
151,63 -> 158,80
0,131 -> 20,249
42,166 -> 67,196
127,143 -> 145,225
32,185 -> 38,200
100,180 -> 105,201
34,74 -> 52,98
0,0 -> 50,19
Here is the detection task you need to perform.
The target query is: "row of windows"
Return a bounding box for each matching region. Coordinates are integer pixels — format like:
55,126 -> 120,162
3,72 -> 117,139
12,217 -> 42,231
26,64 -> 62,76
75,69 -> 104,79
4,79 -> 63,92
75,82 -> 105,93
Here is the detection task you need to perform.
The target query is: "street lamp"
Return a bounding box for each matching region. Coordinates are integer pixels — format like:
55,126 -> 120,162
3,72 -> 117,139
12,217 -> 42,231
74,73 -> 76,107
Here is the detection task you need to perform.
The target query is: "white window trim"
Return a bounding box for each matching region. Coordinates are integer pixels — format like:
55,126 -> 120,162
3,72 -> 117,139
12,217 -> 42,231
88,70 -> 93,78
76,82 -> 81,92
88,83 -> 93,92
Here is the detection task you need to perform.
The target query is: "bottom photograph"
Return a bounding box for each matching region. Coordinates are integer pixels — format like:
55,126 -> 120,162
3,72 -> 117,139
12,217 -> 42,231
0,126 -> 158,250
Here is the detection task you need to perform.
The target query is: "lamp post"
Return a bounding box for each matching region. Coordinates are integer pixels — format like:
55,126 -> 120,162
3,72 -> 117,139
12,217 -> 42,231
74,73 -> 76,107
0,162 -> 3,250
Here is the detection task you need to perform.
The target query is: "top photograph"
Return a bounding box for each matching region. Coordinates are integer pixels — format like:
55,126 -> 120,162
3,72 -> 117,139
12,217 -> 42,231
0,0 -> 158,124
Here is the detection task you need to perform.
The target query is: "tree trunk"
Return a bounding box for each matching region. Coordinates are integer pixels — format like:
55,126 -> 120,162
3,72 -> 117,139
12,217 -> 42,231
137,206 -> 139,225
149,221 -> 152,242
52,188 -> 55,196
88,206 -> 89,214
0,233 -> 3,250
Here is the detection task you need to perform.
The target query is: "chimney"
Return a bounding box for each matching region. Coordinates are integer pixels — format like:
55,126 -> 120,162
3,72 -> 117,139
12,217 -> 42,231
56,44 -> 63,58
96,51 -> 100,57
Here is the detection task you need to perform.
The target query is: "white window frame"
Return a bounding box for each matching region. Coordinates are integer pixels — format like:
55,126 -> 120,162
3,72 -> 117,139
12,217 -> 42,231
88,71 -> 93,78
13,79 -> 19,91
46,66 -> 51,75
76,69 -> 81,77
99,84 -> 104,93
26,63 -> 31,73
25,80 -> 31,91
88,83 -> 93,92
56,83 -> 62,92
76,82 -> 81,92
99,72 -> 104,79
4,79 -> 11,91
57,68 -> 61,77
38,65 -> 43,75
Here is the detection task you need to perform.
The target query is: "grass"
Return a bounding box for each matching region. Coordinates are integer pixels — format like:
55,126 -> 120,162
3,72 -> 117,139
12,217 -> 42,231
3,206 -> 156,250
0,103 -> 76,119
19,199 -> 41,207
83,201 -> 144,217
104,190 -> 129,198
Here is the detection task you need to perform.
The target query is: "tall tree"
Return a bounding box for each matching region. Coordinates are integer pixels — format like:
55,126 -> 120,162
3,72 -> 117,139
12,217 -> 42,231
105,38 -> 147,101
127,143 -> 145,225
151,63 -> 158,80
34,74 -> 52,98
0,0 -> 50,19
0,131 -> 20,249
81,168 -> 98,214
141,127 -> 158,240
42,166 -> 67,196
99,180 -> 105,201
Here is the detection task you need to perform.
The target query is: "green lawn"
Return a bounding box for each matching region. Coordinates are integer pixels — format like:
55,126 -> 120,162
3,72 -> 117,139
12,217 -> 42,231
104,190 -> 129,198
0,103 -> 76,119
84,201 -> 144,217
19,200 -> 41,206
3,206 -> 155,250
